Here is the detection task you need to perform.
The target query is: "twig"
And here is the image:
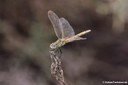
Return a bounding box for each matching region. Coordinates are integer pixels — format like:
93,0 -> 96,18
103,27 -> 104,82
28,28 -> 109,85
50,49 -> 66,85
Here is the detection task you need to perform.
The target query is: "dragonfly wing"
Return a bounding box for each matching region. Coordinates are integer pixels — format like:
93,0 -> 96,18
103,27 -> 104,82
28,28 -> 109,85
48,10 -> 62,38
59,18 -> 75,38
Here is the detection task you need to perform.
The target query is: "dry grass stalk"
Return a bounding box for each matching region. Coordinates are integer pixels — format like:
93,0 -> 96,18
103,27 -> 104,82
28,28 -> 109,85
50,50 -> 66,85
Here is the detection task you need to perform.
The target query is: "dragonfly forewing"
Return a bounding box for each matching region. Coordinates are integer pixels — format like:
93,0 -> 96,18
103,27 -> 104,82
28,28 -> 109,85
48,10 -> 62,38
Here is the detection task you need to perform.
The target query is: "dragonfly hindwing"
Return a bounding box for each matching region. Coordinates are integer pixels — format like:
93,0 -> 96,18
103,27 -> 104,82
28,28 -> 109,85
59,18 -> 75,38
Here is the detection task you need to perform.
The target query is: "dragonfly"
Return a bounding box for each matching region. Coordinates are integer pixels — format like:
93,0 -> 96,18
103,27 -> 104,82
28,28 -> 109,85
48,10 -> 91,54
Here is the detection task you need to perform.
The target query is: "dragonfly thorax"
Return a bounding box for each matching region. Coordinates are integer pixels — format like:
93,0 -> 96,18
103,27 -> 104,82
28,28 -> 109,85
50,39 -> 66,49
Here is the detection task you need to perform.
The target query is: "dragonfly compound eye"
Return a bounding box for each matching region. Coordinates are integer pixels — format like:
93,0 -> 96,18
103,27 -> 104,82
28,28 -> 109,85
50,43 -> 56,49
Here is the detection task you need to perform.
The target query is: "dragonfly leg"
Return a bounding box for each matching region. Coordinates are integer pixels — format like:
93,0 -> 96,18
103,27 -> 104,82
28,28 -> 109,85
50,48 -> 62,60
58,48 -> 62,58
55,48 -> 62,58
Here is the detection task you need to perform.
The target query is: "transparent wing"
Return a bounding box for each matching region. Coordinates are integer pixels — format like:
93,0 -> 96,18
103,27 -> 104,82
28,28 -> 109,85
59,18 -> 75,38
48,10 -> 62,38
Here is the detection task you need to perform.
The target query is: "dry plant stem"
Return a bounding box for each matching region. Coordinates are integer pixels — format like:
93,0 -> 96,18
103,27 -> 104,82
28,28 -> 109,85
50,50 -> 66,85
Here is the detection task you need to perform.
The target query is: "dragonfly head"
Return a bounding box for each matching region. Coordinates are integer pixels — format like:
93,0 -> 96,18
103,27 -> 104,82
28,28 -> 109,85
50,43 -> 57,49
50,39 -> 66,49
50,39 -> 61,49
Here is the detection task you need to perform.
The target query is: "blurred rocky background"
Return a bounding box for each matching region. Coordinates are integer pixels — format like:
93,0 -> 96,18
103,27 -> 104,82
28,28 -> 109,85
0,0 -> 128,85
